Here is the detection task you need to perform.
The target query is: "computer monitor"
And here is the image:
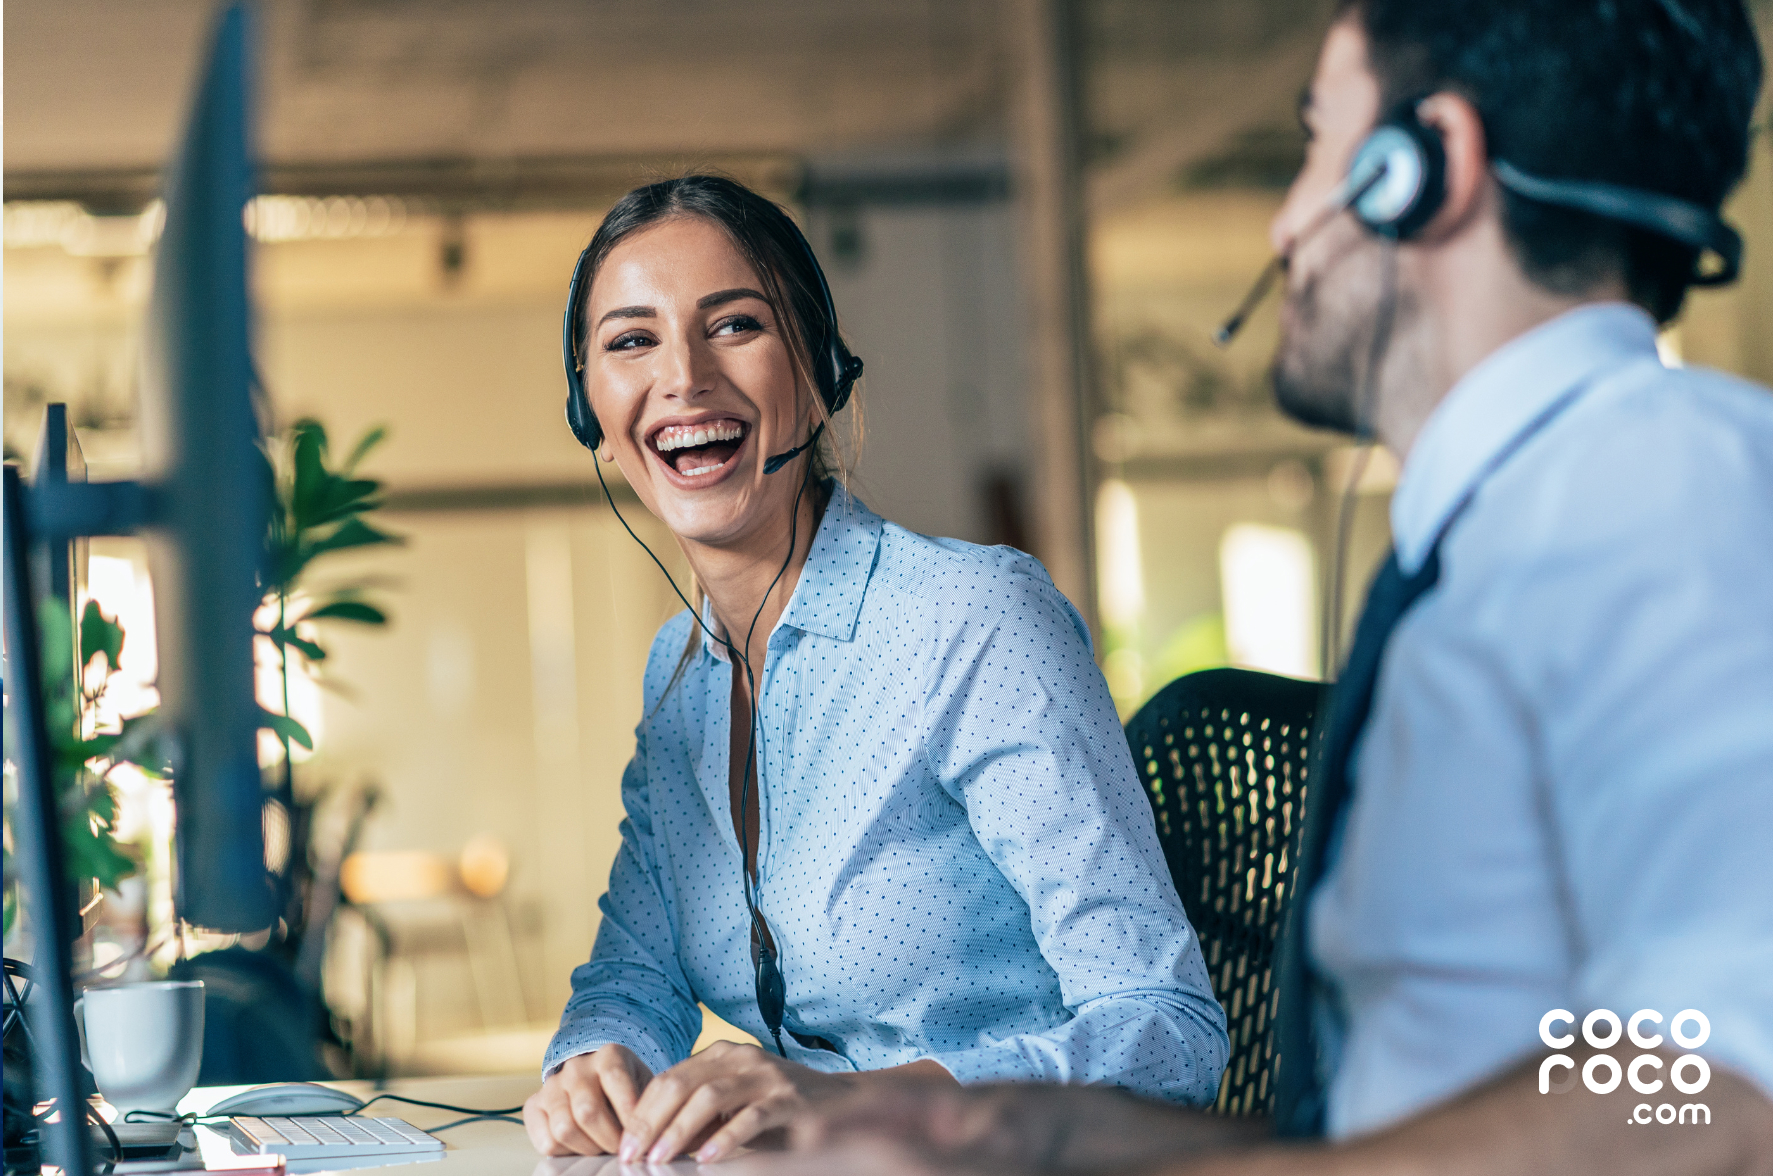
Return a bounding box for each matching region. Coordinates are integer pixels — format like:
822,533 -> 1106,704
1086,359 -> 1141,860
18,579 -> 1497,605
138,0 -> 274,935
2,6 -> 268,1174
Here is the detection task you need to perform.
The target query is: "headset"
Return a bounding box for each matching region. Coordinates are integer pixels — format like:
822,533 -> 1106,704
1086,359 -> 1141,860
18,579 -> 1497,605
559,202 -> 862,1059
1215,98 -> 1745,347
1347,102 -> 1744,278
562,214 -> 864,467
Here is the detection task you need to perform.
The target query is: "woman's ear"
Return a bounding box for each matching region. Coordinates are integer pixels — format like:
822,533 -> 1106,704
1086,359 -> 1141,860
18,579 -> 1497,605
598,441 -> 614,462
1415,92 -> 1490,240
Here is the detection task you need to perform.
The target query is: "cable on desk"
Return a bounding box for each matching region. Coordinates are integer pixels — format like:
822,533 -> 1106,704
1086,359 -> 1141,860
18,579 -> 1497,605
77,1103 -> 123,1174
424,1114 -> 526,1132
123,1093 -> 527,1137
123,1109 -> 225,1126
352,1094 -> 526,1117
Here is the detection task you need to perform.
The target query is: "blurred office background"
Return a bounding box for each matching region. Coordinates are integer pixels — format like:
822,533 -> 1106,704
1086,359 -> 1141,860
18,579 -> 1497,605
7,0 -> 1772,1076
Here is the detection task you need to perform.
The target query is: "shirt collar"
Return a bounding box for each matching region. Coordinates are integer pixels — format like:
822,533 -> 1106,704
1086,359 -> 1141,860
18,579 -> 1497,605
699,484 -> 884,658
1390,302 -> 1660,574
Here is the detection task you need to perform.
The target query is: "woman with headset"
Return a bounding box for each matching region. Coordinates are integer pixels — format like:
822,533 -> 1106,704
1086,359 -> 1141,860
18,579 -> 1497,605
521,175 -> 1227,1164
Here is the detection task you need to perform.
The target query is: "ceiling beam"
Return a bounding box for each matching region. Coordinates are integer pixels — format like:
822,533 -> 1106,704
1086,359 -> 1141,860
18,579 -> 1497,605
2,152 -> 802,215
1086,35 -> 1319,218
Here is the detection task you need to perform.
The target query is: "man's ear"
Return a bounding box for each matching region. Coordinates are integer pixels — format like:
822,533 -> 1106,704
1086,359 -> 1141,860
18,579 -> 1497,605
1415,92 -> 1490,240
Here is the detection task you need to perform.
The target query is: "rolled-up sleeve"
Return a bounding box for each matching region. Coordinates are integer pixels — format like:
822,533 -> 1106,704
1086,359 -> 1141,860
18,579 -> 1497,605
542,728 -> 702,1079
914,569 -> 1229,1103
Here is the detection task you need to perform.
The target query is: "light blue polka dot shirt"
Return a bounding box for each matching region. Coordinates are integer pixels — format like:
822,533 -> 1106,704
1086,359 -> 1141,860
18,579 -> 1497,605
544,489 -> 1228,1103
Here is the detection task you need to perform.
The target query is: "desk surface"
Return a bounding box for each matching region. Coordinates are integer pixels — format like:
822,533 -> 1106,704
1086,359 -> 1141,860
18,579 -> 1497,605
182,1075 -> 700,1176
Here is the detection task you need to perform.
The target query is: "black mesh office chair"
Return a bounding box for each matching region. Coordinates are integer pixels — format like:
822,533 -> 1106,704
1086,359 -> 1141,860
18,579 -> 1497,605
1125,667 -> 1322,1116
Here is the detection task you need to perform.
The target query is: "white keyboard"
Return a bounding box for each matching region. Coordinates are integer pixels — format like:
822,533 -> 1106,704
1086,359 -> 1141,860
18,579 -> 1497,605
228,1116 -> 444,1161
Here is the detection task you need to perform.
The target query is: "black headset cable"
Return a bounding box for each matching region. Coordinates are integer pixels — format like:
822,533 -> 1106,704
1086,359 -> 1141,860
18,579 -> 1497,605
591,425 -> 820,1057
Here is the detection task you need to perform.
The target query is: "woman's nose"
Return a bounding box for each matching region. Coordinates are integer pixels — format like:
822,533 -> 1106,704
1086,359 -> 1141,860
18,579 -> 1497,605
657,333 -> 716,401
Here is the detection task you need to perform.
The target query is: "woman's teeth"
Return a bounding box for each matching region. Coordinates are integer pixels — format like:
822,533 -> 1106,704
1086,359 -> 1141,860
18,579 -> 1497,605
653,421 -> 744,453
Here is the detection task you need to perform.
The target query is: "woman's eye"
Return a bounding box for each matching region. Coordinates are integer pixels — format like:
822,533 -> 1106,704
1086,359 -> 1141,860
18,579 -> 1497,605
712,314 -> 763,337
606,331 -> 654,352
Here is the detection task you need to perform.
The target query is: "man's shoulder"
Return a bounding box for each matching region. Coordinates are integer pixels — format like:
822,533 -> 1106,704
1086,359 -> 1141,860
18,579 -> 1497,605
1583,359 -> 1773,458
1508,359 -> 1773,542
1443,359 -> 1773,659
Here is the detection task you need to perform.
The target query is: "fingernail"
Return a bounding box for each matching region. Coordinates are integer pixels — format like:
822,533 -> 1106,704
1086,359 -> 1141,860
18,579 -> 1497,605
647,1143 -> 670,1164
619,1136 -> 639,1163
696,1144 -> 718,1163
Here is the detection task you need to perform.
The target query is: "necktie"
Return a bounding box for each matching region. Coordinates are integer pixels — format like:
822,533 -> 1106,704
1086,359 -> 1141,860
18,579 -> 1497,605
1273,543 -> 1443,1136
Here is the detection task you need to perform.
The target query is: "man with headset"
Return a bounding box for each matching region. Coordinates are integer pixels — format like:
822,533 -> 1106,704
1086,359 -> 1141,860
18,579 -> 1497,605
737,1 -> 1773,1173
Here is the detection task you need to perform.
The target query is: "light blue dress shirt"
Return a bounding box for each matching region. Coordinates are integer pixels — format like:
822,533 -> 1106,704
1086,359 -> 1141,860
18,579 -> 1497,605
1312,303 -> 1773,1137
544,489 -> 1228,1103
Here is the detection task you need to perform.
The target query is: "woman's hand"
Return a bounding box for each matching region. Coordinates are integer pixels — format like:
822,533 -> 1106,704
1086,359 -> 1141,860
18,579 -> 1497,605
522,1044 -> 654,1156
617,1040 -> 858,1164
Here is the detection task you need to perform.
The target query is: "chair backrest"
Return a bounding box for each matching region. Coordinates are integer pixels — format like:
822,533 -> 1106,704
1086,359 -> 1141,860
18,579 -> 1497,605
1125,667 -> 1322,1116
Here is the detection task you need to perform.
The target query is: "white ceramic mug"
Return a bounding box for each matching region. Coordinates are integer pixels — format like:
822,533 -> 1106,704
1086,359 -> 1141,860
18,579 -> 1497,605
75,980 -> 205,1113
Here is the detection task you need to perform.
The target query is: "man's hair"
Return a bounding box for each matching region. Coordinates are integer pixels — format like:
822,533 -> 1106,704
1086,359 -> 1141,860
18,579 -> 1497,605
1338,0 -> 1763,322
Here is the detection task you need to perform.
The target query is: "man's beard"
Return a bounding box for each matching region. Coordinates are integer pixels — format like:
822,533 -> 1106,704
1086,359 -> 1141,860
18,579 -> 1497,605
1270,237 -> 1393,436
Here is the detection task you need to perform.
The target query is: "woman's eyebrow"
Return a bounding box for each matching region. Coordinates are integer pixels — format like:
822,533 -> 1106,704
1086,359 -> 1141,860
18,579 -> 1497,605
595,288 -> 765,327
697,287 -> 768,309
597,305 -> 655,327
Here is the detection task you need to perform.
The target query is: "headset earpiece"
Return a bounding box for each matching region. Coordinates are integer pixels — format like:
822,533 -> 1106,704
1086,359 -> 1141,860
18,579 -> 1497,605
1346,99 -> 1740,289
1349,104 -> 1447,240
827,354 -> 864,416
565,381 -> 601,452
562,244 -> 602,452
781,215 -> 863,418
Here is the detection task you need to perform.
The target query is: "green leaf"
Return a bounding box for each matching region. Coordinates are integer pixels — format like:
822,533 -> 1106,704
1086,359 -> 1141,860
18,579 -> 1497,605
292,417 -> 330,456
44,692 -> 78,745
303,599 -> 387,625
309,574 -> 404,596
290,635 -> 328,662
80,600 -> 126,679
308,477 -> 384,528
58,776 -> 138,892
62,805 -> 138,893
105,713 -> 174,777
84,784 -> 118,827
79,732 -> 124,761
270,542 -> 310,593
342,425 -> 389,475
302,517 -> 403,562
267,624 -> 328,663
28,601 -> 158,898
259,709 -> 314,751
37,599 -> 76,692
290,421 -> 332,530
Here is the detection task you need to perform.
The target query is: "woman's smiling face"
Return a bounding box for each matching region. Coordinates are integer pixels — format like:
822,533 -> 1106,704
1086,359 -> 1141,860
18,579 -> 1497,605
582,215 -> 816,549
